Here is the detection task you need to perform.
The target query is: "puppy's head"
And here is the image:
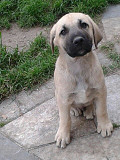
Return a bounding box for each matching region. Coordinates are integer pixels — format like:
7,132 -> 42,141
50,13 -> 102,58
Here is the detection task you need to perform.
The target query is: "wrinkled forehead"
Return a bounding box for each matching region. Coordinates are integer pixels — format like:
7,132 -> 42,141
56,13 -> 90,29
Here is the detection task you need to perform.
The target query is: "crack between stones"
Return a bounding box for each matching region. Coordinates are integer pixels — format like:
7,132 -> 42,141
1,96 -> 55,126
15,100 -> 23,117
0,94 -> 16,105
29,151 -> 43,160
0,131 -> 27,149
2,128 -> 120,152
28,141 -> 56,151
15,95 -> 55,116
29,131 -> 97,151
29,128 -> 120,151
106,156 -> 110,160
0,130 -> 43,160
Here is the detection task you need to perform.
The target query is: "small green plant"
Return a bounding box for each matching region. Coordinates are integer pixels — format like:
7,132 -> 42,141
0,122 -> 7,128
100,42 -> 114,52
108,51 -> 120,62
113,123 -> 120,129
102,66 -> 109,75
100,41 -> 120,75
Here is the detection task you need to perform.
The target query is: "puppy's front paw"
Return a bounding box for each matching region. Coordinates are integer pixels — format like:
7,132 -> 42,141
55,128 -> 70,148
97,121 -> 113,137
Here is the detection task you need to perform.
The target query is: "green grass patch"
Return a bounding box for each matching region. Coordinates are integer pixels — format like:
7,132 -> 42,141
0,33 -> 58,100
0,122 -> 7,127
113,123 -> 120,129
100,42 -> 114,52
101,41 -> 120,75
108,0 -> 120,4
102,66 -> 109,75
0,0 -> 120,29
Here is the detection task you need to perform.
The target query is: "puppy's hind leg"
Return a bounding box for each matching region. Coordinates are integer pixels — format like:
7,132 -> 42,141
83,104 -> 95,120
70,106 -> 82,117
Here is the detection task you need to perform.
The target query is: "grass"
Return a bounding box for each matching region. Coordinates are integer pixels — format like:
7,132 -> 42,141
113,123 -> 120,129
100,42 -> 114,52
101,41 -> 120,75
102,66 -> 109,75
0,122 -> 7,128
0,33 -> 58,100
0,0 -> 120,29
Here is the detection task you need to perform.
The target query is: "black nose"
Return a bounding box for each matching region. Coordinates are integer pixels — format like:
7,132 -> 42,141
73,37 -> 84,46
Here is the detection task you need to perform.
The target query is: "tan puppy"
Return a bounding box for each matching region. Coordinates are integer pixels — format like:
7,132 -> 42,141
50,13 -> 113,148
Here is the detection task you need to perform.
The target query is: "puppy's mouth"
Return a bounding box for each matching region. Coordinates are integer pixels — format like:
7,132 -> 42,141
64,46 -> 92,58
68,49 -> 90,58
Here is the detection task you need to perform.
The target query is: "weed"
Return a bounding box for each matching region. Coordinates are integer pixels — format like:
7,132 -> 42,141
108,52 -> 120,62
100,41 -> 120,75
113,123 -> 120,129
0,122 -> 7,128
102,66 -> 109,75
100,42 -> 114,52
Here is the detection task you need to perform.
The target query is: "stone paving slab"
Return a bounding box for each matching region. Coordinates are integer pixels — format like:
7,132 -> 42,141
115,43 -> 120,55
0,97 -> 20,123
1,98 -> 58,148
96,51 -> 112,67
30,129 -> 120,160
102,5 -> 120,40
0,133 -> 39,160
102,5 -> 120,19
100,129 -> 120,160
102,17 -> 120,40
0,78 -> 54,123
15,78 -> 55,114
106,74 -> 120,124
30,133 -> 105,160
0,97 -> 96,149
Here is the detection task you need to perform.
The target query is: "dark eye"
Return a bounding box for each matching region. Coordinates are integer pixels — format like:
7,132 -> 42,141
81,22 -> 88,29
79,20 -> 89,29
60,29 -> 67,36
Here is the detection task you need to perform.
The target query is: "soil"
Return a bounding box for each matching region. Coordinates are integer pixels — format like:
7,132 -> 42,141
1,23 -> 51,51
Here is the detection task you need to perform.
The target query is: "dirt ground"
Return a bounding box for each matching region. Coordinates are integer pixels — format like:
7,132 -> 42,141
1,23 -> 51,51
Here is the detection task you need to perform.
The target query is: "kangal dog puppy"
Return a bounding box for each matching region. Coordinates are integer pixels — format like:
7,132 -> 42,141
50,13 -> 113,148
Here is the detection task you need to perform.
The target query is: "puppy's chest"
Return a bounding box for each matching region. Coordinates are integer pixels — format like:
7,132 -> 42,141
70,77 -> 97,105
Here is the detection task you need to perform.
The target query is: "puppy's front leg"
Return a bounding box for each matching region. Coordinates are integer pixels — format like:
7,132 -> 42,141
55,96 -> 71,148
95,87 -> 113,137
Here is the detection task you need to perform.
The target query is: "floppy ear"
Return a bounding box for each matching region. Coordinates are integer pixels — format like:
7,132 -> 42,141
86,15 -> 103,49
50,24 -> 56,54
